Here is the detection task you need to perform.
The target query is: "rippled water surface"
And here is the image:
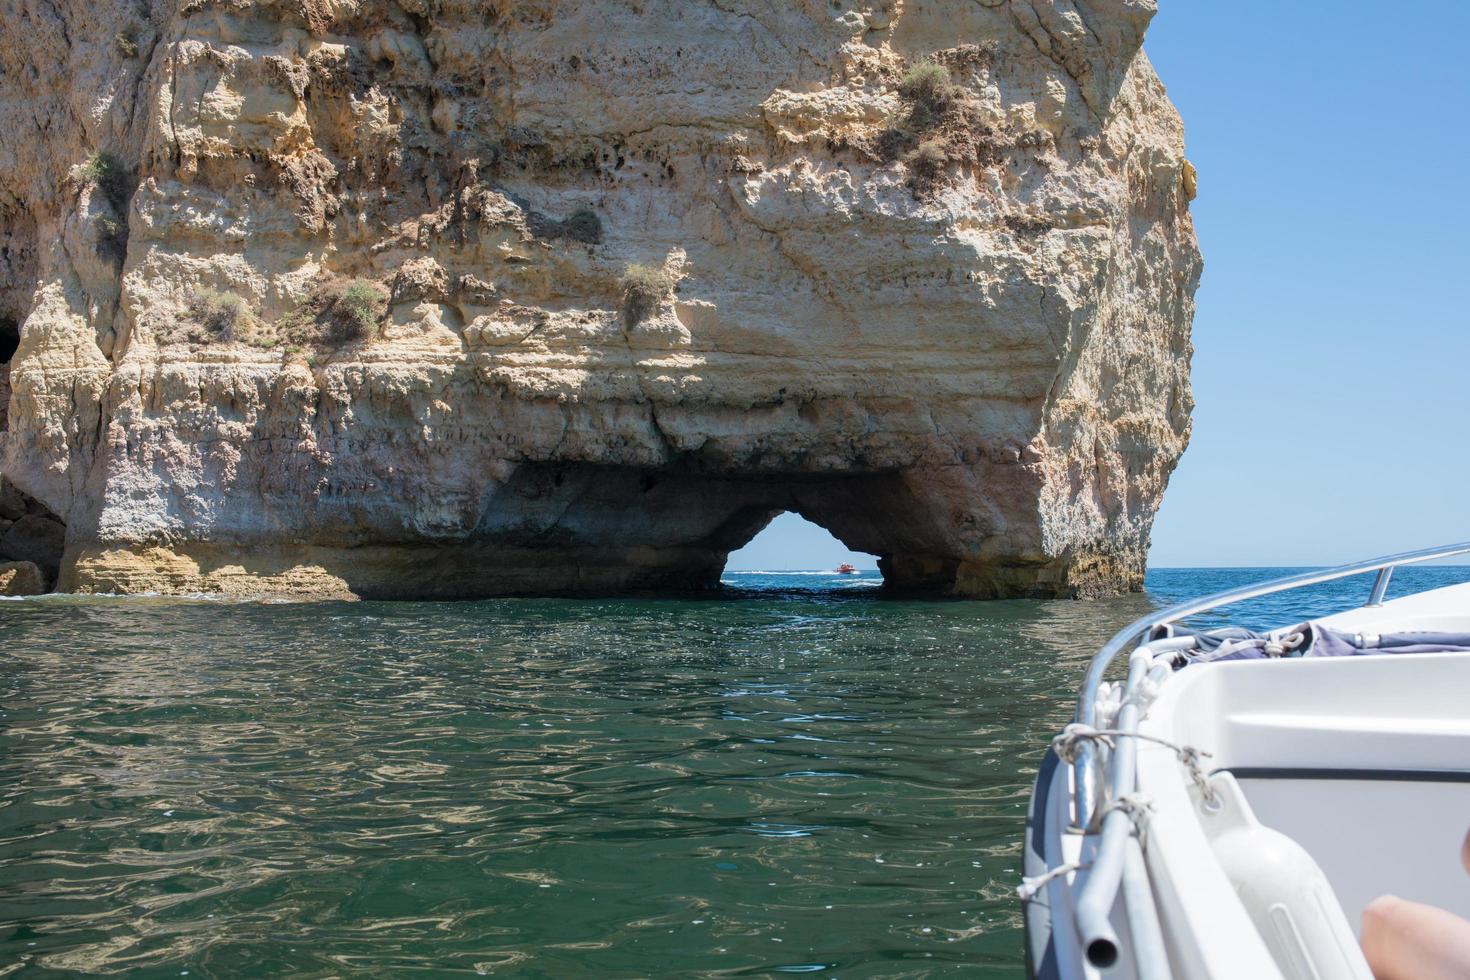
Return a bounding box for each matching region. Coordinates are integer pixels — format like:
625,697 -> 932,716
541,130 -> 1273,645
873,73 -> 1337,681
4,566 -> 1469,977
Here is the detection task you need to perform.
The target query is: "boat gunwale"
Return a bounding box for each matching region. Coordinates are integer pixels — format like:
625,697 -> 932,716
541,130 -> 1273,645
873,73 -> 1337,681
1058,541 -> 1470,975
1071,540 -> 1470,831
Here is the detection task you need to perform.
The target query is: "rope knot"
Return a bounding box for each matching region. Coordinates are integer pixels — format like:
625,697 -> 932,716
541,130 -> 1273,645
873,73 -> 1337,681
1051,725 -> 1217,808
1102,792 -> 1155,834
1051,722 -> 1112,764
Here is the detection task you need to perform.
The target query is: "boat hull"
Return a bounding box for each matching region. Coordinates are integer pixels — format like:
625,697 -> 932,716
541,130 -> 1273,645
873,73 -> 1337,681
1023,749 -> 1063,980
1021,560 -> 1470,979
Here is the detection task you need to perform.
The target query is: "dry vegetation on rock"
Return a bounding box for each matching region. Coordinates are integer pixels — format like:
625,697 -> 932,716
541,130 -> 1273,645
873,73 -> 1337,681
280,277 -> 390,346
186,290 -> 256,343
619,264 -> 673,328
864,53 -> 1038,200
897,61 -> 959,127
560,207 -> 603,244
72,152 -> 134,263
904,140 -> 952,196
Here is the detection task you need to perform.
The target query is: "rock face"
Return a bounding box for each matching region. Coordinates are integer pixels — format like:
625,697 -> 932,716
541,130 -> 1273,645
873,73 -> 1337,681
1,511 -> 65,581
0,474 -> 65,589
0,0 -> 1200,599
0,560 -> 46,597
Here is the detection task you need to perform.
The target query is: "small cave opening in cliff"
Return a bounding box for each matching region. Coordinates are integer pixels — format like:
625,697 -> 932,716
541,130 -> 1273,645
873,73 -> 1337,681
0,311 -> 66,594
0,317 -> 17,365
722,512 -> 879,590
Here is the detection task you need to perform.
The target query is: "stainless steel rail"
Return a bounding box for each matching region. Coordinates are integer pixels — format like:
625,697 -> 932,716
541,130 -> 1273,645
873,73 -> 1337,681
1071,540 -> 1470,830
1069,540 -> 1470,969
1071,645 -> 1155,971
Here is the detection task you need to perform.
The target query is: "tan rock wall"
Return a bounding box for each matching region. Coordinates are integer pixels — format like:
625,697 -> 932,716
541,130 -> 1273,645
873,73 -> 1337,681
0,0 -> 1200,598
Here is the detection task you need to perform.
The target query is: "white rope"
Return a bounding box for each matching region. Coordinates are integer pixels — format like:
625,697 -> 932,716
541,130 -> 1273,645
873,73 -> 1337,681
1017,860 -> 1087,902
1050,722 -> 1105,763
1124,673 -> 1163,712
1095,681 -> 1124,729
1051,723 -> 1219,806
1015,796 -> 1156,902
1051,723 -> 1185,763
1101,792 -> 1155,837
1264,630 -> 1307,657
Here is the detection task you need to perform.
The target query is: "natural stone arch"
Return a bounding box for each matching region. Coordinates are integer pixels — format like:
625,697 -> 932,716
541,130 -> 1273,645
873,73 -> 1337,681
709,469 -> 1137,599
4,0 -> 1197,601
60,457 -> 1144,600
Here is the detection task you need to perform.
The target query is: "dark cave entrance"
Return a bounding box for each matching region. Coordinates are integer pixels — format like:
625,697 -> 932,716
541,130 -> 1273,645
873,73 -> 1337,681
469,463 -> 949,598
1,312 -> 68,593
0,315 -> 14,437
0,317 -> 17,364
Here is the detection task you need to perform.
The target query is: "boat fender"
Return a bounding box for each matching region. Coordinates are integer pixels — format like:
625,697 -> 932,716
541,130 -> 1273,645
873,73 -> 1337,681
1198,772 -> 1372,980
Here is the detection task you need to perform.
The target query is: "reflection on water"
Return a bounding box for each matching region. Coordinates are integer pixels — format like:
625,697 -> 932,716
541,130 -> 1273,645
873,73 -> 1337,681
2,567 -> 1467,976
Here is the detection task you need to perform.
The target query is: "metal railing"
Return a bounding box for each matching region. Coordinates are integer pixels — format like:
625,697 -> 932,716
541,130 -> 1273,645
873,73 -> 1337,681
1068,540 -> 1470,970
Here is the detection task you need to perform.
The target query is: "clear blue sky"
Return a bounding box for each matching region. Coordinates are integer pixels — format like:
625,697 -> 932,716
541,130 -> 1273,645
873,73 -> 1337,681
732,1 -> 1470,571
727,513 -> 877,571
1145,0 -> 1469,565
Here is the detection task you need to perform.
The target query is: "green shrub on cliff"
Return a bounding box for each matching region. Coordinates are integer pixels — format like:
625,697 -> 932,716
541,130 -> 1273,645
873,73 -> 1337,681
874,58 -> 998,201
91,215 -> 126,264
74,152 -> 132,209
620,264 -> 673,328
561,207 -> 603,244
73,152 -> 135,263
333,280 -> 389,341
280,276 -> 390,347
187,289 -> 256,342
897,61 -> 957,124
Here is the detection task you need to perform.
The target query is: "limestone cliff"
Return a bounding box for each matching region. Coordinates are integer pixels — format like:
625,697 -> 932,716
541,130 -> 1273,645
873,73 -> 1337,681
0,0 -> 1200,599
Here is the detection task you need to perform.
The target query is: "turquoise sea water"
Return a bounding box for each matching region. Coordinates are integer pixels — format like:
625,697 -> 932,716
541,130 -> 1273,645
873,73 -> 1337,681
3,566 -> 1469,978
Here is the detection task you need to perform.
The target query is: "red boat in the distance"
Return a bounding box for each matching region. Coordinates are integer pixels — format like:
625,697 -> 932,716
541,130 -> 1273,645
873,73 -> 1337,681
835,563 -> 858,575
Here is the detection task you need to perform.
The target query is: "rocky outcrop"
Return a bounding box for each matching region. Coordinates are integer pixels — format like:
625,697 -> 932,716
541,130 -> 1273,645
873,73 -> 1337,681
0,560 -> 45,597
0,0 -> 1200,599
0,477 -> 65,588
1,511 -> 65,580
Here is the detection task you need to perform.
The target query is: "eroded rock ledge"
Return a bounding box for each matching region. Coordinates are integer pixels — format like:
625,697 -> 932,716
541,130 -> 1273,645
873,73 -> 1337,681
0,0 -> 1200,599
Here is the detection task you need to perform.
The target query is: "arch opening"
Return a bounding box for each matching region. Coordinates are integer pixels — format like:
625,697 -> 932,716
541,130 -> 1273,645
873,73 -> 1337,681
724,511 -> 878,577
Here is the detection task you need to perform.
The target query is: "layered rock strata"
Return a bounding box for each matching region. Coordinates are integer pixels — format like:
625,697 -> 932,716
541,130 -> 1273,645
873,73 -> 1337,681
0,0 -> 1200,599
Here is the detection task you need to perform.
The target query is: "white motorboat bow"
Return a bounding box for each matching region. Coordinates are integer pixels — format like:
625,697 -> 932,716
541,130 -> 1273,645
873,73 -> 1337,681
1024,543 -> 1470,979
